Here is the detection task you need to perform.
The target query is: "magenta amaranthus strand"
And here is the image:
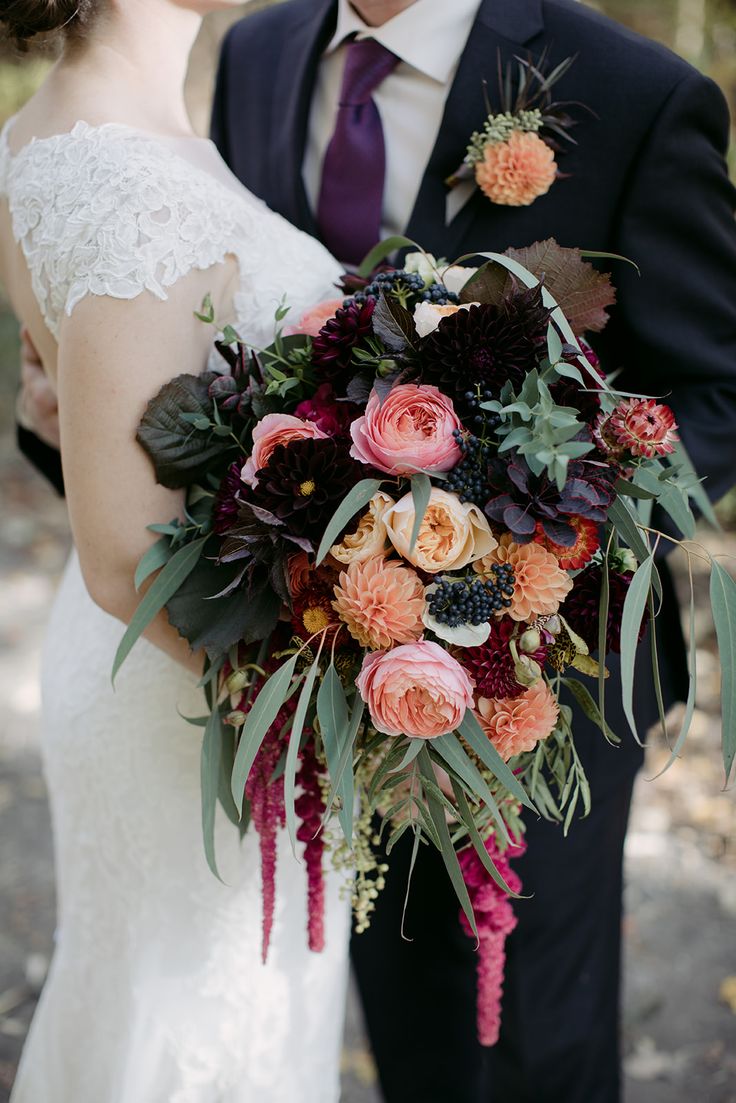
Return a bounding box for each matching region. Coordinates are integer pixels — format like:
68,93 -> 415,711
123,237 -> 706,1045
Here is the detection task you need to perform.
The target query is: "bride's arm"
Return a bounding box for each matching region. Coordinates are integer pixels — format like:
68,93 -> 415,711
56,266 -> 236,675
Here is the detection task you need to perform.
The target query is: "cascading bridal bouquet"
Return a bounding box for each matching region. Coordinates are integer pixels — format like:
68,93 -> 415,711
114,238 -> 736,1045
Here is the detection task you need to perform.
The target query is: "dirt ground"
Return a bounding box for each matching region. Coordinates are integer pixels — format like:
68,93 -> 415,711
1,436 -> 735,1103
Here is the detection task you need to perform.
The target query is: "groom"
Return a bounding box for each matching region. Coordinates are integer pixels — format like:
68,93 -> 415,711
209,2 -> 736,1101
17,0 -> 736,1100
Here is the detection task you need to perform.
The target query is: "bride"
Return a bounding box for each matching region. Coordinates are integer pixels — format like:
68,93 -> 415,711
0,2 -> 352,1100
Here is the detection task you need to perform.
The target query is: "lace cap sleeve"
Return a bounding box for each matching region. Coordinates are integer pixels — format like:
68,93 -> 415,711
4,122 -> 248,340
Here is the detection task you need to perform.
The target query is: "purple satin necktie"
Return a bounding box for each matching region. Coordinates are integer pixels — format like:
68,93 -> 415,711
317,37 -> 400,266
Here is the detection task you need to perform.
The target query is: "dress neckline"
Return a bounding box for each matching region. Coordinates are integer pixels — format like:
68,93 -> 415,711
0,116 -> 214,162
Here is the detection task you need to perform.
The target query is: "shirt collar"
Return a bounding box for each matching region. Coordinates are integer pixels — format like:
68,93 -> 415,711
326,0 -> 483,85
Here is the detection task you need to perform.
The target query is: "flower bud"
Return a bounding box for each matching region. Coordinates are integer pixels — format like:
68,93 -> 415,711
224,709 -> 247,727
519,628 -> 542,653
545,615 -> 562,637
225,670 -> 249,694
514,655 -> 542,687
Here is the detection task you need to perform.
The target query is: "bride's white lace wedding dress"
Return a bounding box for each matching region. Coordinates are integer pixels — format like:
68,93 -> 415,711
0,118 -> 351,1103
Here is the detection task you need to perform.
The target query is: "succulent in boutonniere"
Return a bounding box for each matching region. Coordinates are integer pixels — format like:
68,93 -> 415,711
447,51 -> 592,208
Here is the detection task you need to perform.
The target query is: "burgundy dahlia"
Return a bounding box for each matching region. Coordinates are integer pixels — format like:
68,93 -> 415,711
464,618 -> 547,700
252,436 -> 364,539
213,460 -> 245,535
294,383 -> 357,438
562,565 -> 648,655
311,298 -> 376,392
420,285 -> 550,410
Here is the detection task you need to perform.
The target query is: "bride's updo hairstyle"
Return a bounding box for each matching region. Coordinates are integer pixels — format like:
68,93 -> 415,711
1,1 -> 100,49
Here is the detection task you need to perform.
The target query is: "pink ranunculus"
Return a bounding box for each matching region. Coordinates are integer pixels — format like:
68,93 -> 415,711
295,383 -> 356,437
350,384 -> 463,476
241,413 -> 328,488
356,640 -> 475,740
284,298 -> 344,337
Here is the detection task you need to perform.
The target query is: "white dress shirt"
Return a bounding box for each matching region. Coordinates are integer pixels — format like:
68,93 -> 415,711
303,0 -> 482,239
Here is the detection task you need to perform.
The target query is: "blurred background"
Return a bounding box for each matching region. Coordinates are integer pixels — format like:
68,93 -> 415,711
1,1 -> 735,1100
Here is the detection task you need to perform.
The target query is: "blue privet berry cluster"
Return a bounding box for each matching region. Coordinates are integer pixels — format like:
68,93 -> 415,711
427,565 -> 516,628
446,432 -> 492,505
349,270 -> 459,308
463,387 -> 503,430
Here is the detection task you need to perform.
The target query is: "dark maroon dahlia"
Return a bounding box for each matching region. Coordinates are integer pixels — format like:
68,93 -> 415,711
311,298 -> 376,392
420,285 -> 550,411
464,618 -> 547,700
485,455 -> 617,545
562,565 -> 648,655
213,460 -> 245,535
251,437 -> 364,539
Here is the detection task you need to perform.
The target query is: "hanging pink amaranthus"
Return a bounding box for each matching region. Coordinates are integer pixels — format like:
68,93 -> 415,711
245,712 -> 288,963
295,740 -> 327,952
458,835 -> 526,1046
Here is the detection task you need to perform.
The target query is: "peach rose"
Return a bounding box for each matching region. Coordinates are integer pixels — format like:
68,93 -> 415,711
242,413 -> 327,488
384,487 -> 497,574
475,533 -> 572,621
350,385 -> 463,476
475,131 -> 557,208
330,491 -> 395,564
284,298 -> 344,337
333,556 -> 425,650
357,641 -> 475,739
476,681 -> 559,760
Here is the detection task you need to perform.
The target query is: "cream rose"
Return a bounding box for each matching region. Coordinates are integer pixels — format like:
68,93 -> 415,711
440,264 -> 479,296
330,491 -> 395,564
384,487 -> 497,573
413,301 -> 478,339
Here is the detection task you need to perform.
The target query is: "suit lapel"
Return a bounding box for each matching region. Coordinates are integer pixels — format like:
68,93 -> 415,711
269,0 -> 337,234
405,0 -> 545,261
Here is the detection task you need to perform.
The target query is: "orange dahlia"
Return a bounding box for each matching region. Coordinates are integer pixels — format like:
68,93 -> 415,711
475,131 -> 557,207
532,517 -> 600,570
333,556 -> 425,651
475,533 -> 572,622
476,681 -> 559,761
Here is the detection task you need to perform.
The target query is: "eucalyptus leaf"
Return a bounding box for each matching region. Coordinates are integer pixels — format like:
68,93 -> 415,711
432,732 -> 510,843
230,654 -> 299,812
201,707 -> 226,881
710,559 -> 736,782
562,677 -> 619,745
357,235 -> 422,278
316,478 -> 384,564
134,537 -> 173,591
409,472 -> 432,553
620,554 -> 654,745
650,565 -> 697,779
317,663 -> 353,842
285,655 -> 321,854
113,536 -> 209,682
450,781 -> 519,896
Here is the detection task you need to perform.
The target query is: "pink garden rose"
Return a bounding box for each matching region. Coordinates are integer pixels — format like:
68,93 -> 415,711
350,384 -> 463,475
284,298 -> 344,337
242,413 -> 327,488
356,640 -> 475,739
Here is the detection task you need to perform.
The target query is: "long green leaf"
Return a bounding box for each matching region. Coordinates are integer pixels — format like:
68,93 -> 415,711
598,546 -> 610,723
710,559 -> 736,782
562,677 -> 619,745
409,472 -> 432,554
284,655 -> 321,854
650,562 -> 697,779
322,693 -> 365,841
316,478 -> 384,565
607,499 -> 663,599
620,554 -> 654,744
317,663 -> 354,842
449,780 -> 519,896
432,732 -> 510,843
457,710 -> 536,811
648,589 -> 669,743
134,536 -> 173,591
418,747 -> 477,939
672,439 -> 719,529
357,235 -> 422,278
201,706 -> 226,881
113,536 -> 208,682
230,654 -> 299,811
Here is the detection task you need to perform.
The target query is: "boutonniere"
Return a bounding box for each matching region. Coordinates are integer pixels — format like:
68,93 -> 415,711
447,52 -> 590,210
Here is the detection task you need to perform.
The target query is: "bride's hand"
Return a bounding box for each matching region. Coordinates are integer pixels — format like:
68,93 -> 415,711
17,327 -> 61,450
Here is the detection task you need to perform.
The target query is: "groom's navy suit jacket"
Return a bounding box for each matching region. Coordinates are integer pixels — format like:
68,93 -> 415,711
211,0 -> 736,789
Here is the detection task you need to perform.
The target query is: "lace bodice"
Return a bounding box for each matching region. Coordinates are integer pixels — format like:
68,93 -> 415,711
0,118 -> 343,345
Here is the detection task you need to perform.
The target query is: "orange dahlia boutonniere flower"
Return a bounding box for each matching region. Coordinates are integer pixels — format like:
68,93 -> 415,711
446,52 -> 588,210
